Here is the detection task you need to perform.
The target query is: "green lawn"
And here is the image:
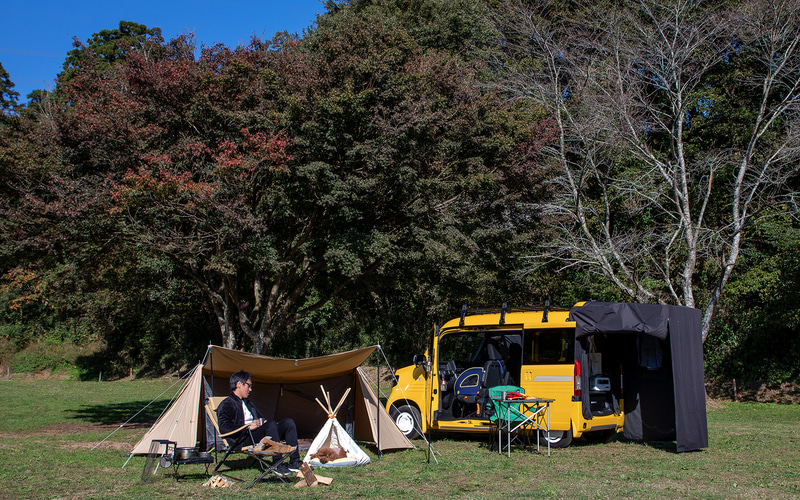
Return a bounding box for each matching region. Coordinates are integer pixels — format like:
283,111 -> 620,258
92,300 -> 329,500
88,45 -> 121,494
0,379 -> 798,499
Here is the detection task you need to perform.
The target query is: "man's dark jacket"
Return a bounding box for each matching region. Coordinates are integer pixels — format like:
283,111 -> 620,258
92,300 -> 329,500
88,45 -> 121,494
217,392 -> 262,436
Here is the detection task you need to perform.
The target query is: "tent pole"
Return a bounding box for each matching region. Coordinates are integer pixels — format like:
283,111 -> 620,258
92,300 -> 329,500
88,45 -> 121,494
200,344 -> 212,455
376,343 -> 433,458
209,345 -> 218,464
377,343 -> 382,458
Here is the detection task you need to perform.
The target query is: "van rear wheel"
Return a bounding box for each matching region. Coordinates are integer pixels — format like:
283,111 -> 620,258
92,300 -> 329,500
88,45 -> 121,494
539,428 -> 573,448
391,405 -> 422,439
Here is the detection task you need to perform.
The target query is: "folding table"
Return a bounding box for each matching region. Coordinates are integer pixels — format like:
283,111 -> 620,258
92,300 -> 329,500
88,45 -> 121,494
496,397 -> 554,457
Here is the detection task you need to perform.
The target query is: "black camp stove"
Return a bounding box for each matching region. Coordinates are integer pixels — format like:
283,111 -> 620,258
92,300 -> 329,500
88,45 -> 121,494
141,440 -> 214,483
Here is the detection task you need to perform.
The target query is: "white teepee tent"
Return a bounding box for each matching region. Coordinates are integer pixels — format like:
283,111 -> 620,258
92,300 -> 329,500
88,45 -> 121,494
304,386 -> 370,467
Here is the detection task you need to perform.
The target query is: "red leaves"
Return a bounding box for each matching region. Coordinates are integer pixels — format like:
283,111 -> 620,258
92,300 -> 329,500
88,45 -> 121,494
212,129 -> 295,177
112,167 -> 213,206
212,139 -> 242,172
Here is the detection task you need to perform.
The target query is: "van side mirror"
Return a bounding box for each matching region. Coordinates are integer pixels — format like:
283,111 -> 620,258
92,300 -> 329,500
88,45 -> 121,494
413,354 -> 426,366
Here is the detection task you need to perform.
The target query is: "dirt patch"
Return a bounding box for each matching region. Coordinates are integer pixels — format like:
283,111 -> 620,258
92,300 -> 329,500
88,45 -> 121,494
60,440 -> 133,451
706,378 -> 800,404
0,421 -> 151,440
0,422 -> 139,453
0,370 -> 72,381
359,366 -> 397,385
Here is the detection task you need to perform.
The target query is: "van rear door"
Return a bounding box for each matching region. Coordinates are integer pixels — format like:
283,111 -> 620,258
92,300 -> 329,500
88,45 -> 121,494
520,328 -> 575,431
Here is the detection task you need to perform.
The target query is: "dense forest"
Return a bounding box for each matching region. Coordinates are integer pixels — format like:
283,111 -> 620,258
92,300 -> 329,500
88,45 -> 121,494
1,0 -> 798,387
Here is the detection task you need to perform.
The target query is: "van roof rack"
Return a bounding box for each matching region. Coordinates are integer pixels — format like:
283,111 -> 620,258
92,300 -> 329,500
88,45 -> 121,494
458,300 -> 568,326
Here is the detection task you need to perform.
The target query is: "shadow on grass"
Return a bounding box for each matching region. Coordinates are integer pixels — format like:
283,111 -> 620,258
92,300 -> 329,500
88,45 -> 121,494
570,434 -> 678,454
638,440 -> 678,453
65,399 -> 172,427
427,431 -> 682,454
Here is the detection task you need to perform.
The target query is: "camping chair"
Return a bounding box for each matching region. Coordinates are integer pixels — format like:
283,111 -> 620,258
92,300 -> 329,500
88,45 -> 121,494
487,385 -> 535,456
204,396 -> 262,475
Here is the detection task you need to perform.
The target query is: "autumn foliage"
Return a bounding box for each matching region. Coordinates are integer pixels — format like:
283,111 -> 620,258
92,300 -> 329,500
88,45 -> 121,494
1,3 -> 531,361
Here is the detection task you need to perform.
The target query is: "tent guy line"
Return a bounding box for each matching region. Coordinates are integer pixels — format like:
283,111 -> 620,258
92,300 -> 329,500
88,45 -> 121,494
93,365 -> 196,453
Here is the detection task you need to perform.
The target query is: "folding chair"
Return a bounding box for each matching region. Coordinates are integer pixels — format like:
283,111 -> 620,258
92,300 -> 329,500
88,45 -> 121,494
204,396 -> 261,475
205,397 -> 295,487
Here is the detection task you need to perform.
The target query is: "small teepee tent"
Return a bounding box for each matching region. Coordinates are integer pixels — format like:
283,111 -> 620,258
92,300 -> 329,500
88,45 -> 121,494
305,386 -> 370,467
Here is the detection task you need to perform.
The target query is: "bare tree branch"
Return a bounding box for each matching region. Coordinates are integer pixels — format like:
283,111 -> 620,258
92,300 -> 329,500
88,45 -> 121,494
492,0 -> 800,342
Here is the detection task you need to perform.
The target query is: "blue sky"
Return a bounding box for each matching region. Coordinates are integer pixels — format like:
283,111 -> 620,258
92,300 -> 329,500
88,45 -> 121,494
1,0 -> 327,103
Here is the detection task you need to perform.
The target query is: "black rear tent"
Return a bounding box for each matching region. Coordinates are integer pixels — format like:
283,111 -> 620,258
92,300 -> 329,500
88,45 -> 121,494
570,302 -> 708,452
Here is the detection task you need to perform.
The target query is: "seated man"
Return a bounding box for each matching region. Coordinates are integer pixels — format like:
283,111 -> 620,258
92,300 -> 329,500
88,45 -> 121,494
217,370 -> 301,474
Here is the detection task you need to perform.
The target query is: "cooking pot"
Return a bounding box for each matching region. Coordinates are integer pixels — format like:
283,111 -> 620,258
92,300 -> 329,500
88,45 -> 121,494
174,447 -> 199,460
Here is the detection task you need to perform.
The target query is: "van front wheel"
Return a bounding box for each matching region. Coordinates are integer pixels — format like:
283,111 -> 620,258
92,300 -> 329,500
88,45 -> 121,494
391,405 -> 422,439
539,428 -> 573,448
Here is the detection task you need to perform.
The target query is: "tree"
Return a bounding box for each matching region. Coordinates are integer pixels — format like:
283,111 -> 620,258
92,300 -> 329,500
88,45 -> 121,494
492,0 -> 800,342
0,24 -> 211,374
49,0 -> 525,354
705,211 -> 800,382
59,21 -> 166,84
0,62 -> 19,112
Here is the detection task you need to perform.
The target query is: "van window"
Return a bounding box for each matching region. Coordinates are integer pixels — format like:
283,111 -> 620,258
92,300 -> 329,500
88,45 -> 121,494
523,328 -> 574,364
438,332 -> 482,369
438,331 -> 523,369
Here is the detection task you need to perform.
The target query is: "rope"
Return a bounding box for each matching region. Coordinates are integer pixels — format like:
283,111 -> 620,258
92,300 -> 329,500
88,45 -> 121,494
97,366 -> 197,468
375,345 -> 439,462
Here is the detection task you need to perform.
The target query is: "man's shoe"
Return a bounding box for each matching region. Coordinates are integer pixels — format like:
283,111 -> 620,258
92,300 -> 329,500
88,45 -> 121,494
272,462 -> 292,477
288,459 -> 303,473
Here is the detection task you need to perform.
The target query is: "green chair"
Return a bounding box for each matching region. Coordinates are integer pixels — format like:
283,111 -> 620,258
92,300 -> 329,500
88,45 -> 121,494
487,385 -> 533,455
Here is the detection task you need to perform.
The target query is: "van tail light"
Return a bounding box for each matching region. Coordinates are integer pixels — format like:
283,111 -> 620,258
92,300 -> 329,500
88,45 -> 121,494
574,360 -> 582,396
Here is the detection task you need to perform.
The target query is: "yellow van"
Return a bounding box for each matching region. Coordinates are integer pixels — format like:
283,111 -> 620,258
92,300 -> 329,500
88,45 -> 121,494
385,304 -> 625,447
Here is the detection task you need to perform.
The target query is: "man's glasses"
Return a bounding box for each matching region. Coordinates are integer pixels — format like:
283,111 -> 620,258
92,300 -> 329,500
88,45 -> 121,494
243,382 -> 252,388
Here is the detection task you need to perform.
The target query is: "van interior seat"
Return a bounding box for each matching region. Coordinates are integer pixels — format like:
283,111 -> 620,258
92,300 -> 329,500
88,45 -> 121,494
482,360 -> 504,388
454,367 -> 484,403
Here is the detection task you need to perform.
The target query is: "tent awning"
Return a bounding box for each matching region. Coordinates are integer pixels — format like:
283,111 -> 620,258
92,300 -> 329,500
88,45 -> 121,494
202,345 -> 377,383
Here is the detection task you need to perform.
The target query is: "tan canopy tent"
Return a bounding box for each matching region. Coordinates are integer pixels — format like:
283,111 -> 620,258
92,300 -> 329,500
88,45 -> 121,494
131,345 -> 413,456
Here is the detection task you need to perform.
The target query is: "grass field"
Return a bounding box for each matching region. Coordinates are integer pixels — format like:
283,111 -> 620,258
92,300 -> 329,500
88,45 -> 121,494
0,378 -> 798,499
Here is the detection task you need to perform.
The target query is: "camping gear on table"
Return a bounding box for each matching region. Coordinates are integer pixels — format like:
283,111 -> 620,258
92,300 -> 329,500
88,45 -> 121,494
305,386 -> 371,467
242,444 -> 295,489
129,345 -> 413,462
487,385 -> 553,457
